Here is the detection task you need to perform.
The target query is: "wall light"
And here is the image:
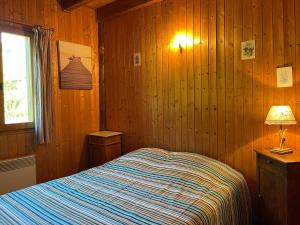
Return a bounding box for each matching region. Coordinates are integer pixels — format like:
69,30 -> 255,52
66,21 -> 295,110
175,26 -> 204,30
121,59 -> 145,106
169,31 -> 202,53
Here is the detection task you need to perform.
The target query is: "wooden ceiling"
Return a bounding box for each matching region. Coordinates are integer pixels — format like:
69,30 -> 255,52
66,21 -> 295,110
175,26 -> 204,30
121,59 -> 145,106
97,0 -> 161,21
61,0 -> 115,10
85,0 -> 116,8
61,0 -> 160,21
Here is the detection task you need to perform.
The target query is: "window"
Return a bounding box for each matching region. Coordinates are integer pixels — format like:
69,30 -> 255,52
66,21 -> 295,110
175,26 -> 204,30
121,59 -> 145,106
0,28 -> 34,130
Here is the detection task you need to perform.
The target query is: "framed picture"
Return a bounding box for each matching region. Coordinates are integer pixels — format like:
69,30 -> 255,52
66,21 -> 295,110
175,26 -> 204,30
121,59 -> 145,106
241,40 -> 255,60
58,41 -> 92,90
134,53 -> 141,67
277,66 -> 293,88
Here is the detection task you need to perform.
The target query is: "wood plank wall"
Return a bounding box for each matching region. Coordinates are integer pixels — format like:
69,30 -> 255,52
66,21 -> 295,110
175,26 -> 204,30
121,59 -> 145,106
104,0 -> 300,193
0,0 -> 99,183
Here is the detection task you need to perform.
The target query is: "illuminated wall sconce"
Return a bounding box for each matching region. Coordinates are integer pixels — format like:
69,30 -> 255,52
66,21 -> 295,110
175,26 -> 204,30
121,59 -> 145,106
178,43 -> 183,53
169,31 -> 202,53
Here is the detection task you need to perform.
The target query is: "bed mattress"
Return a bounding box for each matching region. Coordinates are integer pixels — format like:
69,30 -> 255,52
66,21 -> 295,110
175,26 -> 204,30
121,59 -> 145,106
0,148 -> 251,225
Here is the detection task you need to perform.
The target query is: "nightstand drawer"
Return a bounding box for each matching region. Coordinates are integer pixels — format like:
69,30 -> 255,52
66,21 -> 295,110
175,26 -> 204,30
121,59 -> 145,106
89,135 -> 121,145
257,154 -> 285,174
89,143 -> 121,167
88,131 -> 122,167
255,149 -> 300,225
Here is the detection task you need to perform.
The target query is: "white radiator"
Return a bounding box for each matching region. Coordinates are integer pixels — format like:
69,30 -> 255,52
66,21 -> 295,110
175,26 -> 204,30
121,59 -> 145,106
0,155 -> 36,195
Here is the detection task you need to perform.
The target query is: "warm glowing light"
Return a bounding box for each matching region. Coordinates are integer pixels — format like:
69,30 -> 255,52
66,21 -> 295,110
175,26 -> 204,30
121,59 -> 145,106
169,32 -> 202,52
265,105 -> 297,125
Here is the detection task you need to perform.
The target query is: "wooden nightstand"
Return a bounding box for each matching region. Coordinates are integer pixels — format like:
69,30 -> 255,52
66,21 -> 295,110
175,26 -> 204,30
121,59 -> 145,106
255,149 -> 300,225
88,131 -> 122,167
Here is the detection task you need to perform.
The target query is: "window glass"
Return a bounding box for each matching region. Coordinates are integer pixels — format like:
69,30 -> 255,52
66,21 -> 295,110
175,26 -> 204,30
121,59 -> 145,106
1,32 -> 33,124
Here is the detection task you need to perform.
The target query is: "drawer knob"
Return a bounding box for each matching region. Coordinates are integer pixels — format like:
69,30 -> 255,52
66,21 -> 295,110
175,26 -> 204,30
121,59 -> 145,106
266,159 -> 273,164
258,194 -> 262,199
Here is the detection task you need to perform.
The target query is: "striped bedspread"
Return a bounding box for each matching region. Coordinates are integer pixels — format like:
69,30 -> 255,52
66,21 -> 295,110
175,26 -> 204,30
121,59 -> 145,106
0,148 -> 251,225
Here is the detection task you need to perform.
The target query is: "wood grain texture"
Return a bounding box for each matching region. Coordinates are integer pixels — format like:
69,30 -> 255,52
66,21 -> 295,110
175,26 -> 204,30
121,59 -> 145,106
61,0 -> 93,10
0,0 -> 99,183
104,0 -> 300,195
61,0 -> 115,10
86,0 -> 115,9
255,149 -> 300,225
97,0 -> 161,20
88,131 -> 122,167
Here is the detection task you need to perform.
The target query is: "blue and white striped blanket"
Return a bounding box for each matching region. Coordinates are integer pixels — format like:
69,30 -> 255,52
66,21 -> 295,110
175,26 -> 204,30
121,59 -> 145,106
0,148 -> 251,225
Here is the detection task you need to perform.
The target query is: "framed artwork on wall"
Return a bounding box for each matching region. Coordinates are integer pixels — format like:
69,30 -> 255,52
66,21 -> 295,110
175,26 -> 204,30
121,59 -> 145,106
241,40 -> 255,60
277,66 -> 293,88
58,41 -> 92,90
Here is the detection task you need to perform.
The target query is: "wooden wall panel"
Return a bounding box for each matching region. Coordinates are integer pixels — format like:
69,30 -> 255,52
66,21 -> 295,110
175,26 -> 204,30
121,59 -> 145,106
104,0 -> 300,194
0,0 -> 99,183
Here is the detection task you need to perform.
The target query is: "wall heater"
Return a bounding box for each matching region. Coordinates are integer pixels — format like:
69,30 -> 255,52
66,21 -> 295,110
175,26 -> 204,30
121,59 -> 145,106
0,155 -> 36,195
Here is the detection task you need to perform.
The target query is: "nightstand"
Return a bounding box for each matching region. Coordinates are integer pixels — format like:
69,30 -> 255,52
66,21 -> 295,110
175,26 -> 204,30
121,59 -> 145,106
255,149 -> 300,225
88,131 -> 122,167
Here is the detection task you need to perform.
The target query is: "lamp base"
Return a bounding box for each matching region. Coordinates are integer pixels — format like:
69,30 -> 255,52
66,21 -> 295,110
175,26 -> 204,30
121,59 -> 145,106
270,148 -> 293,155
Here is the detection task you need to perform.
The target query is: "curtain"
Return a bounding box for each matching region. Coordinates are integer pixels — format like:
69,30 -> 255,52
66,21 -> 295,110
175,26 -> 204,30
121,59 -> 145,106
32,26 -> 53,144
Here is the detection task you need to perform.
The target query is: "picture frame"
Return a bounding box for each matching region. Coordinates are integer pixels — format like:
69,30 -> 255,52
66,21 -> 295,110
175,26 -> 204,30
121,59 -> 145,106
241,40 -> 255,60
277,66 -> 293,88
58,41 -> 93,90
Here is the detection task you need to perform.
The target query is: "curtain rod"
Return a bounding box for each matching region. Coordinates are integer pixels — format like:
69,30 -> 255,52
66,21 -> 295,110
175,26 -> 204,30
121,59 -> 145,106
0,18 -> 55,32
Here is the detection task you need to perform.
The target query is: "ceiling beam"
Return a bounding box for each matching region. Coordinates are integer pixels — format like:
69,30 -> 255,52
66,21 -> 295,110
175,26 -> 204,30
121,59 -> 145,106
61,0 -> 93,11
97,0 -> 161,21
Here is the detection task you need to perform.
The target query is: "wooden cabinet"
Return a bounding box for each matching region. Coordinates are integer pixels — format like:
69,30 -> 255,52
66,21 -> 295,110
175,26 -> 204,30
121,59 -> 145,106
88,131 -> 122,167
255,149 -> 300,225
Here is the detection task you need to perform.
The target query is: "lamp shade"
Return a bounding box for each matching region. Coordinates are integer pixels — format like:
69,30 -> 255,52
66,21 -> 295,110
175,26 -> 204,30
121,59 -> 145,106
265,105 -> 297,125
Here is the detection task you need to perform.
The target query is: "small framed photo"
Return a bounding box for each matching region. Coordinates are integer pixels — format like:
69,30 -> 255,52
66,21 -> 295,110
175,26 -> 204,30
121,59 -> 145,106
134,53 -> 141,67
241,40 -> 255,60
277,66 -> 293,88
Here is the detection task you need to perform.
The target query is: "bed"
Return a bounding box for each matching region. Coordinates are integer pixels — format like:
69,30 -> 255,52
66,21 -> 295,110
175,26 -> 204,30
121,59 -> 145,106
0,148 -> 251,225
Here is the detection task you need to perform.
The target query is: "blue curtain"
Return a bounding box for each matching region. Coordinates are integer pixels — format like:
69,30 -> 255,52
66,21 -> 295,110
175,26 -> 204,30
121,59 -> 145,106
32,26 -> 53,144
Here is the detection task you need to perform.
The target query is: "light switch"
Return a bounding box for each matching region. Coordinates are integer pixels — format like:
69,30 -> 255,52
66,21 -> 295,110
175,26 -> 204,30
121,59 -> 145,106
134,53 -> 141,67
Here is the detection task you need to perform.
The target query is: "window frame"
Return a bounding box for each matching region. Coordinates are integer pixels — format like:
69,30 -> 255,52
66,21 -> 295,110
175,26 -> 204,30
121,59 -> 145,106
0,25 -> 34,132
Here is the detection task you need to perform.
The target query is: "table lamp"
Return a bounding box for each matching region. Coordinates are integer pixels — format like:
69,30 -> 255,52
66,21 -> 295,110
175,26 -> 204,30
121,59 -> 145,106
265,105 -> 297,154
